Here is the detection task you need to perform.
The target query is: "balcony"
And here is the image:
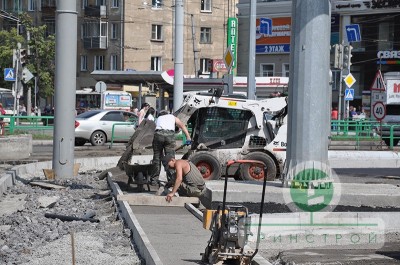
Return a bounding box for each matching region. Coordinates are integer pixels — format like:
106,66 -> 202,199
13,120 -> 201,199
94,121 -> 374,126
83,36 -> 108,49
85,5 -> 107,18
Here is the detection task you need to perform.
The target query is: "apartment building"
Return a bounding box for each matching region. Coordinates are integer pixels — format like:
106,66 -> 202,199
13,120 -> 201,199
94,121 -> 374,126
1,0 -> 234,93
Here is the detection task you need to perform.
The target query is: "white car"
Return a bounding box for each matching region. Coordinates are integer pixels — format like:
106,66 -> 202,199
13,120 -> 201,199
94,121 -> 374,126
75,110 -> 137,146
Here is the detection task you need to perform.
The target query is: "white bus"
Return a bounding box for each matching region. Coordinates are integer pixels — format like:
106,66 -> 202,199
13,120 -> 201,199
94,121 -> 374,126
76,89 -> 132,114
0,88 -> 15,115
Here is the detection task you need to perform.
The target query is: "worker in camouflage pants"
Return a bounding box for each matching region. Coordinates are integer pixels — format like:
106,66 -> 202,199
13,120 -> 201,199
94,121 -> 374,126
150,110 -> 191,185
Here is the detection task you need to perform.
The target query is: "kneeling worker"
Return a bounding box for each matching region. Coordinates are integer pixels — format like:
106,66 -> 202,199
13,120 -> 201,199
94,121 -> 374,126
161,154 -> 206,202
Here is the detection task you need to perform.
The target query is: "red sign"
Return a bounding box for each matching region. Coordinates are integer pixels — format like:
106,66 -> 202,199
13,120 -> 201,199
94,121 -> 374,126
213,59 -> 228,73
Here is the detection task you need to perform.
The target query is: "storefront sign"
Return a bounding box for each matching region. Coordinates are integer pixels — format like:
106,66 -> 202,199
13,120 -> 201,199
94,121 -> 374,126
386,79 -> 400,104
332,0 -> 400,12
256,17 -> 291,54
377,50 -> 400,65
227,17 -> 238,71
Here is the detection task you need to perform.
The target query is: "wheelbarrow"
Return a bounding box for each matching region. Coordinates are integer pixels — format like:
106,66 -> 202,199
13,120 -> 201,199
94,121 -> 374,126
123,163 -> 154,192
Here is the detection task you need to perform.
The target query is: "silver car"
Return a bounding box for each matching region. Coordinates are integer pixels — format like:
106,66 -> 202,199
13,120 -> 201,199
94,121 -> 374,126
75,110 -> 137,146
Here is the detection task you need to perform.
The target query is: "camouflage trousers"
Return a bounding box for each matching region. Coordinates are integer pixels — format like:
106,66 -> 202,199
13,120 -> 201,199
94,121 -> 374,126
151,130 -> 175,181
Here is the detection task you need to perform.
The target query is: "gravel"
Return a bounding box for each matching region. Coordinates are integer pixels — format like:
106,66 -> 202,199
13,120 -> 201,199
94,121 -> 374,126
0,169 -> 141,265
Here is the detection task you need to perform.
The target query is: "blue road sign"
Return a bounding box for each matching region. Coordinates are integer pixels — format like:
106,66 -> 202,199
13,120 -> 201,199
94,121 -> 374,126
259,17 -> 272,36
4,68 -> 16,81
344,88 -> 354,101
345,24 -> 361,42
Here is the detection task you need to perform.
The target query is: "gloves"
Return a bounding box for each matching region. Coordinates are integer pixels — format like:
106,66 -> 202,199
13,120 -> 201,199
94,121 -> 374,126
185,140 -> 192,146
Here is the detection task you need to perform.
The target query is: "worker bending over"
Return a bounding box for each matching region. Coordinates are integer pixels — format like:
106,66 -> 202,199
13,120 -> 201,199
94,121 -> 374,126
161,154 -> 205,202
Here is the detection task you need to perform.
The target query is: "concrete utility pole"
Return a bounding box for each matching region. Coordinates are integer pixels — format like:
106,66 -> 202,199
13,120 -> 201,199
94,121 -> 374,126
173,0 -> 184,112
247,0 -> 256,100
53,1 -> 77,178
285,0 -> 331,183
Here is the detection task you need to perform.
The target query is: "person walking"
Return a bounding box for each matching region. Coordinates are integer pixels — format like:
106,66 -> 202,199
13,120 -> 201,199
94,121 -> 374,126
138,103 -> 150,126
0,103 -> 6,135
161,154 -> 206,203
150,110 -> 191,184
331,106 -> 338,131
144,107 -> 156,121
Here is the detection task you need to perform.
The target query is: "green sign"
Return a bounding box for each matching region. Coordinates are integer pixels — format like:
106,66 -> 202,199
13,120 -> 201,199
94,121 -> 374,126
227,17 -> 238,72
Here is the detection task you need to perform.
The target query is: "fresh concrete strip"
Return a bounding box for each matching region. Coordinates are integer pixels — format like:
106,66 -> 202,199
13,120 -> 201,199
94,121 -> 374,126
108,174 -> 163,265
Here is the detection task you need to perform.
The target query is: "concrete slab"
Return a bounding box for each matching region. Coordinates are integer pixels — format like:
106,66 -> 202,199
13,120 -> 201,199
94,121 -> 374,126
131,205 -> 211,265
204,181 -> 400,209
0,194 -> 27,216
117,193 -> 199,207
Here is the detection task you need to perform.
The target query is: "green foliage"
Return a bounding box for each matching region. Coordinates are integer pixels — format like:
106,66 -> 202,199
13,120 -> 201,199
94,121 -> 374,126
0,13 -> 55,98
0,28 -> 24,89
19,13 -> 55,98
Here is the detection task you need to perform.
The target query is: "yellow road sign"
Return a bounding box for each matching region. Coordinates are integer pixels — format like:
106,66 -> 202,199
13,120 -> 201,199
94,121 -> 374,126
344,73 -> 356,88
224,48 -> 233,71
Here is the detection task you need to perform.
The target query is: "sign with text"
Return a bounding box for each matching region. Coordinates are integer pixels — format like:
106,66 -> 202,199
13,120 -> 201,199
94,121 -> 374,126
386,79 -> 400,105
256,17 -> 291,54
227,17 -> 238,71
372,101 -> 386,121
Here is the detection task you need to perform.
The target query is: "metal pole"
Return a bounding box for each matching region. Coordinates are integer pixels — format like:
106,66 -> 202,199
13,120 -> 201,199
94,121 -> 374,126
191,14 -> 199,78
13,43 -> 21,117
247,0 -> 256,100
285,0 -> 331,183
173,0 -> 184,112
53,0 -> 77,178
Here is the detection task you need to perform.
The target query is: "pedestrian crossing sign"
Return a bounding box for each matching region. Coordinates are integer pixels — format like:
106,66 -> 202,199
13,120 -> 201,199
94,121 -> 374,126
344,88 -> 354,101
4,68 -> 16,81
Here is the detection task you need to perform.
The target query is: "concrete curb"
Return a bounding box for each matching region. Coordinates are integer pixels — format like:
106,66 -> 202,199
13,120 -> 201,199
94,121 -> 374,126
108,174 -> 163,265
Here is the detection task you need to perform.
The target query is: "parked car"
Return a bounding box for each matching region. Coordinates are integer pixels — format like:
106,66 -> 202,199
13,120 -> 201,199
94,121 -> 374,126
75,110 -> 137,146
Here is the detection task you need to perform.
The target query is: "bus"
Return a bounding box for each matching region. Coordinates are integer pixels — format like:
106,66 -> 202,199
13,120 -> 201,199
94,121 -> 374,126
0,88 -> 15,115
76,89 -> 132,114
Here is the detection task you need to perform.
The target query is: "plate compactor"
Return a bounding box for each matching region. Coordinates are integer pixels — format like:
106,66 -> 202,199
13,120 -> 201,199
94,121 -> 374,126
201,160 -> 268,265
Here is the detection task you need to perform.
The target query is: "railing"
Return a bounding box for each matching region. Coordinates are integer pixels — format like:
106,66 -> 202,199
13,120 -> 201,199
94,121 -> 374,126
0,115 -> 54,134
109,122 -> 136,148
330,119 -> 400,150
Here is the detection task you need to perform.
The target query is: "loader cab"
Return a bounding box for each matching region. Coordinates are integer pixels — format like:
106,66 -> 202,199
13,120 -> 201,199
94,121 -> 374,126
189,107 -> 253,149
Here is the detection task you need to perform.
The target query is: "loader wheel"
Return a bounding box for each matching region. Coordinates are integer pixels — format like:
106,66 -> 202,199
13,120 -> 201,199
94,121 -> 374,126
240,152 -> 277,181
189,152 -> 222,181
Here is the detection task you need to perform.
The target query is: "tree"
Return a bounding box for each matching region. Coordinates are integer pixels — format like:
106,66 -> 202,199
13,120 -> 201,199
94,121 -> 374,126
0,28 -> 24,89
19,13 -> 55,99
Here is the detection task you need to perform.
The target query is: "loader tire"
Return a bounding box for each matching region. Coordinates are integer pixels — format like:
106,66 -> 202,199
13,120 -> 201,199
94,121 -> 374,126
240,152 -> 277,181
189,152 -> 222,181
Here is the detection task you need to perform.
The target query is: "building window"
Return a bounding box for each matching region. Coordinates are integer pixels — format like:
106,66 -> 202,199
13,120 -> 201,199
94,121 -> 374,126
28,0 -> 35,11
261,64 -> 274,76
44,20 -> 55,37
152,0 -> 162,8
100,22 -> 107,37
282,64 -> 289,77
200,27 -> 211,44
151,56 -> 162,71
111,23 -> 118,39
13,0 -> 22,12
201,0 -> 211,12
94,55 -> 105,70
200,58 -> 212,74
82,0 -> 88,9
111,0 -> 119,8
81,55 -> 88,71
110,55 -> 118,70
151,24 -> 163,41
96,0 -> 106,5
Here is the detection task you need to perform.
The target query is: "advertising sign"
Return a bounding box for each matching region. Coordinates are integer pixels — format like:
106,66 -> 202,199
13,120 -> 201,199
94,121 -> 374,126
386,79 -> 400,105
256,17 -> 291,54
227,17 -> 238,71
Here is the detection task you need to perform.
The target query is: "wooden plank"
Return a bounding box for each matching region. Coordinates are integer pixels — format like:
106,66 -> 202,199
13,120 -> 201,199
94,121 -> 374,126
30,181 -> 66,190
117,194 -> 199,207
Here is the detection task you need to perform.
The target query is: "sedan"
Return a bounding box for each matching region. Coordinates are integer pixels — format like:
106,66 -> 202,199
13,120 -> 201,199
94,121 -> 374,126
75,110 -> 137,146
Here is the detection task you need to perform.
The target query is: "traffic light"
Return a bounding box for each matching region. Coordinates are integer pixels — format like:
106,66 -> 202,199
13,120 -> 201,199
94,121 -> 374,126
342,45 -> 353,69
19,49 -> 27,68
330,44 -> 343,69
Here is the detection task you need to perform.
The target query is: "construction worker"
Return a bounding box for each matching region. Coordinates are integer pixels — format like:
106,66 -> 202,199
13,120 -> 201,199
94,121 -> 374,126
150,110 -> 191,184
161,154 -> 205,202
